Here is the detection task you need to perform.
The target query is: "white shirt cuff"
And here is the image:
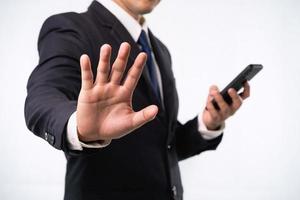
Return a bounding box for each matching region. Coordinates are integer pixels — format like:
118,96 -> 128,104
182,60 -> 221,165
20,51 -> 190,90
197,114 -> 225,140
66,111 -> 111,150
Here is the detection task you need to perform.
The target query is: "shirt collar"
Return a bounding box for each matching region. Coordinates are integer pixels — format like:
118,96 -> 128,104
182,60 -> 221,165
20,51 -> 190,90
97,0 -> 148,42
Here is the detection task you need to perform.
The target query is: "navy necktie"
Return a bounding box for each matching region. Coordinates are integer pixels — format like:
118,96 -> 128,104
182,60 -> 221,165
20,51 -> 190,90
138,30 -> 161,102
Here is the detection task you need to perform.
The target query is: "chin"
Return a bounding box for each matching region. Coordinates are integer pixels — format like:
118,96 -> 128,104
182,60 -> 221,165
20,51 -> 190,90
140,7 -> 155,15
135,0 -> 160,14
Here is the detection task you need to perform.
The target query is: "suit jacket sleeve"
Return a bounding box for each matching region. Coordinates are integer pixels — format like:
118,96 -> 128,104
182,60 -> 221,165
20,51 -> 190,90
174,116 -> 223,161
24,14 -> 87,151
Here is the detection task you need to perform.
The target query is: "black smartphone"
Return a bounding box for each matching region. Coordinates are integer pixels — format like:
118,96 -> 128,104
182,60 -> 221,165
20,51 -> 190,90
212,64 -> 263,110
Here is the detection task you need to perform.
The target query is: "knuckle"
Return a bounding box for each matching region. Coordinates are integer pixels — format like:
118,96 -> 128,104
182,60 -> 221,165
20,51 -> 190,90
229,107 -> 236,115
112,65 -> 123,72
221,107 -> 228,115
212,114 -> 220,121
220,111 -> 226,119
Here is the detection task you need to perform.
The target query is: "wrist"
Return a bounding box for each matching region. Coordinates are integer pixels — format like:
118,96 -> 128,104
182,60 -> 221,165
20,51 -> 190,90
77,128 -> 99,143
206,123 -> 222,131
202,111 -> 223,131
203,118 -> 223,131
77,130 -> 110,144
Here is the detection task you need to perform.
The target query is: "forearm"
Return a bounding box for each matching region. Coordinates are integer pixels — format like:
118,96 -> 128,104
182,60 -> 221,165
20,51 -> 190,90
174,116 -> 223,161
25,57 -> 81,150
25,86 -> 77,150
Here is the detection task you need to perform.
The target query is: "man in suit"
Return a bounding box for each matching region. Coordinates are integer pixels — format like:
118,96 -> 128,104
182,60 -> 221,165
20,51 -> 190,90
25,0 -> 250,199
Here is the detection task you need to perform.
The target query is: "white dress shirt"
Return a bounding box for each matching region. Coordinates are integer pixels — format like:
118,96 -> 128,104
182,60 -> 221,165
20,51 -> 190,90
66,0 -> 224,150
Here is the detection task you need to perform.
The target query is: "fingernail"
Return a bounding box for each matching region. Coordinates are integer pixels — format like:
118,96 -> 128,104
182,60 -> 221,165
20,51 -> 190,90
228,88 -> 235,93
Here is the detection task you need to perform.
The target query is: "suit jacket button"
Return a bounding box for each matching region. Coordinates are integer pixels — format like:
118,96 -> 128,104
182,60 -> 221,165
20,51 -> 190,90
167,145 -> 172,150
44,132 -> 48,141
172,185 -> 177,197
49,135 -> 55,145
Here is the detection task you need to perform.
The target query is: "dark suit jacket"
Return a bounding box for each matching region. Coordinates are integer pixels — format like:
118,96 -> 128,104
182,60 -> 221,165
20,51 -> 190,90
25,1 -> 223,200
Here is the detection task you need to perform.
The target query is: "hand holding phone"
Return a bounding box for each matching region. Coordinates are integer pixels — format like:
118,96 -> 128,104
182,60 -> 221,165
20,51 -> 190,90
212,64 -> 263,110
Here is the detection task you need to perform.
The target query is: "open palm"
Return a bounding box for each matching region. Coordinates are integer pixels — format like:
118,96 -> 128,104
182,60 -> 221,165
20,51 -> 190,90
77,43 -> 158,142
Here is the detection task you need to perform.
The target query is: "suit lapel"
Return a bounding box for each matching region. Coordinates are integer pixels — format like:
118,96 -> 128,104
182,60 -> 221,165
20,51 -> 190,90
149,30 -> 177,123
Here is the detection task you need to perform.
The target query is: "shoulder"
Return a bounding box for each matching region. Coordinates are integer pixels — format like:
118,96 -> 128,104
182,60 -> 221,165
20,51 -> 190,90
36,12 -> 93,63
39,12 -> 88,39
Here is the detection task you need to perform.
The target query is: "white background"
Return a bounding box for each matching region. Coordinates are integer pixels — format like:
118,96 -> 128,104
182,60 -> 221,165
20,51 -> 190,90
1,0 -> 299,199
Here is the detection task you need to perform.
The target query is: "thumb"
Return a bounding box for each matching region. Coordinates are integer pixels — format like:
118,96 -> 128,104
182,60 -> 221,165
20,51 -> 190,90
131,105 -> 158,129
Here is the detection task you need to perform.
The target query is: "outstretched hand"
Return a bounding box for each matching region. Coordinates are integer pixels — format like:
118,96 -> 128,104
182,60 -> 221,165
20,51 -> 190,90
77,42 -> 158,142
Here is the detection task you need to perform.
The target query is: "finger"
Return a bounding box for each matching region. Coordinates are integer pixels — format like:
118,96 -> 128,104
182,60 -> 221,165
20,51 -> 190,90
110,42 -> 131,85
208,85 -> 220,110
228,88 -> 242,113
209,85 -> 218,93
205,85 -> 218,108
206,95 -> 221,122
211,91 -> 232,118
131,105 -> 158,129
240,81 -> 250,99
123,52 -> 147,92
210,86 -> 229,110
95,44 -> 111,85
80,54 -> 94,90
